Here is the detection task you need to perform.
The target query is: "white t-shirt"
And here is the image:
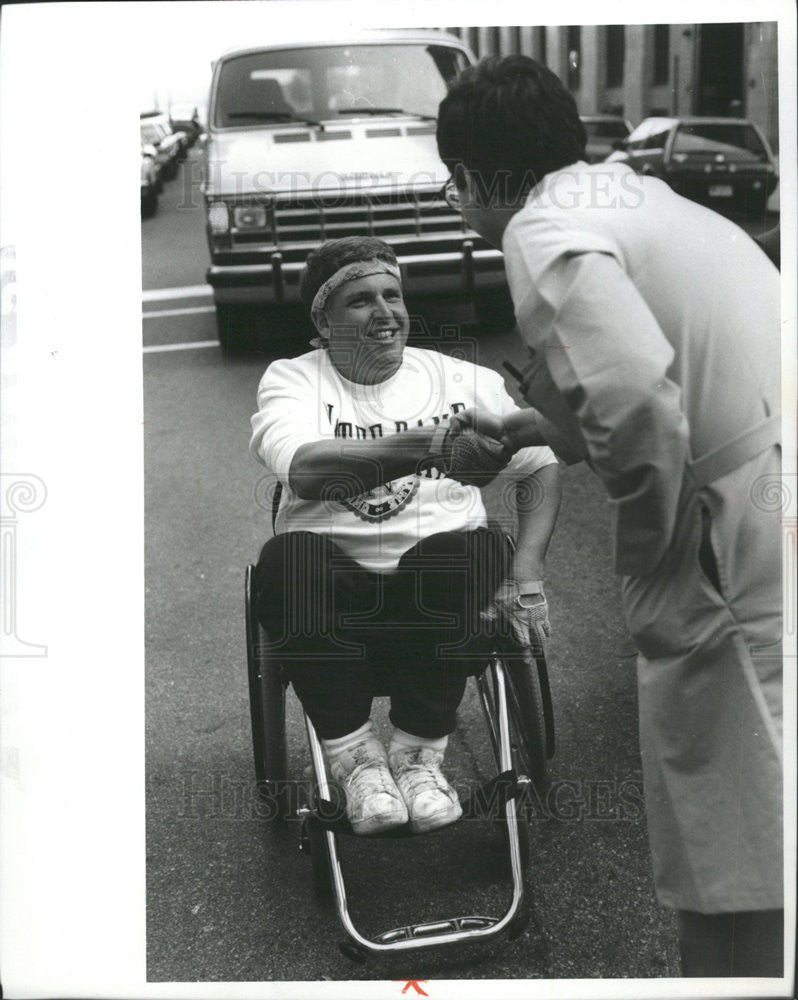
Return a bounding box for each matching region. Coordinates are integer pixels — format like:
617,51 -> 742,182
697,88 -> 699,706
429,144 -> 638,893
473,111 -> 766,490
250,346 -> 556,572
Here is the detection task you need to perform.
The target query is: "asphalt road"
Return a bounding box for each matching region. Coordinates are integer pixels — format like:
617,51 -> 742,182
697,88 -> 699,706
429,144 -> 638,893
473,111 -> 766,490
142,150 -> 778,985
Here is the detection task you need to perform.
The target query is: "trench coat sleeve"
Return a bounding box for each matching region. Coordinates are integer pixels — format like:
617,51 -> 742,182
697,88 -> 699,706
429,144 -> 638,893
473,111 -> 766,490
533,411 -> 588,465
520,249 -> 690,576
511,349 -> 590,464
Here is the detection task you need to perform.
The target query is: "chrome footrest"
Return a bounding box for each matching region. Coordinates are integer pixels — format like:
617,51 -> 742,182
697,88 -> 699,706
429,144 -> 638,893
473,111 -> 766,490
375,916 -> 498,944
301,659 -> 528,956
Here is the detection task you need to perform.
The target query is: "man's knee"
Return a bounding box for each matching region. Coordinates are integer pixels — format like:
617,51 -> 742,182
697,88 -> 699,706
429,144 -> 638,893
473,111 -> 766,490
254,531 -> 338,627
402,527 -> 509,592
256,530 -> 332,576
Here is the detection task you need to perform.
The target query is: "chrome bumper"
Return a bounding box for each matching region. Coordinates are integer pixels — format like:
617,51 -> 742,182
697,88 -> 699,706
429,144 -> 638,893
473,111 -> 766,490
206,245 -> 506,305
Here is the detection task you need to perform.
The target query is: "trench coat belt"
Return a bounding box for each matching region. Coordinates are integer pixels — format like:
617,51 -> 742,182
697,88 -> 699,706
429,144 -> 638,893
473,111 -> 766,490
687,413 -> 782,490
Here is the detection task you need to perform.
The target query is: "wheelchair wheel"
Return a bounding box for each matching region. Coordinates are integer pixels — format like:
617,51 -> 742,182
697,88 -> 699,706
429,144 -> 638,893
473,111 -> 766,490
506,653 -> 550,788
307,817 -> 334,903
476,663 -> 533,869
478,653 -> 550,793
245,564 -> 289,818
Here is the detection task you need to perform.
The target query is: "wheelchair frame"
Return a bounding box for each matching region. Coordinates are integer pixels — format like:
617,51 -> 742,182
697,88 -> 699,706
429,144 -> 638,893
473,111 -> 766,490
244,560 -> 555,961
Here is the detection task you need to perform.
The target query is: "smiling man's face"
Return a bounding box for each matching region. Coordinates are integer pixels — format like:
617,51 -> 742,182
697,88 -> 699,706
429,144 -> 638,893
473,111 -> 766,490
318,272 -> 410,384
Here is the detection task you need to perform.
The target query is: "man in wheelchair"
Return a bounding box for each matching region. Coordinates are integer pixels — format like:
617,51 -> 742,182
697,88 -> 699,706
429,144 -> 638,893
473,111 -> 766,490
250,236 -> 560,836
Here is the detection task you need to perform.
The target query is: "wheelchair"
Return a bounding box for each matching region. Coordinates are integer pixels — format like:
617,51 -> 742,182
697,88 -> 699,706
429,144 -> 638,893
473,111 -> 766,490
244,536 -> 555,962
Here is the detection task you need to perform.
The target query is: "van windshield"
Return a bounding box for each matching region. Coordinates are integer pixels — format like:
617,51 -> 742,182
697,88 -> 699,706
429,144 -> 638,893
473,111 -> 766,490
213,44 -> 468,128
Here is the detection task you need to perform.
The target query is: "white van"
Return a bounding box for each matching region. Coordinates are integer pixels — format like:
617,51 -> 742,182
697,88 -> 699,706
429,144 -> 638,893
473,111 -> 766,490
202,30 -> 508,349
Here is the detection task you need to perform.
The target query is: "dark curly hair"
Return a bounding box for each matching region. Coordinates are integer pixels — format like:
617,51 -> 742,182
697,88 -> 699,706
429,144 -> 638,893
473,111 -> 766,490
299,236 -> 399,313
437,55 -> 586,201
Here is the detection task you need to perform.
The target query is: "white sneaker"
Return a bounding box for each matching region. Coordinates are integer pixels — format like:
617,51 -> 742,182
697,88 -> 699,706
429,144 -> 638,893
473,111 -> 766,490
329,737 -> 408,835
389,746 -> 463,834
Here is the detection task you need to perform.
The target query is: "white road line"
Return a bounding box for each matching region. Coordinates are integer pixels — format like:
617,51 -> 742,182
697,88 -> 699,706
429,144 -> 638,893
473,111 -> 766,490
142,284 -> 213,303
143,305 -> 217,320
143,340 -> 219,354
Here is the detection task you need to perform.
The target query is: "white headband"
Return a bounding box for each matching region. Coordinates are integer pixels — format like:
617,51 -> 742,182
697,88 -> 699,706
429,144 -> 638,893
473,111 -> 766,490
310,259 -> 402,316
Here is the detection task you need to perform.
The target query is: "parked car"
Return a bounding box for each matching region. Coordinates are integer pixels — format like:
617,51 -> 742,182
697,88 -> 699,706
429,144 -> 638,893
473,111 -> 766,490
141,151 -> 160,217
141,142 -> 163,192
202,30 -> 514,350
606,116 -> 778,214
142,110 -> 188,158
140,119 -> 182,179
169,103 -> 203,146
580,114 -> 632,164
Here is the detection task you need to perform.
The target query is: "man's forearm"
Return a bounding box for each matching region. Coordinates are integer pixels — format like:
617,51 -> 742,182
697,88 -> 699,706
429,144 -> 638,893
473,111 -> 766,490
502,408 -> 547,451
289,427 -> 438,500
510,463 -> 562,582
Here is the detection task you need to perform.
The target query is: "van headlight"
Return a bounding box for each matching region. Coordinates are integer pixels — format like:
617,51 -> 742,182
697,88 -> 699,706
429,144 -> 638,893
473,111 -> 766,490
208,202 -> 230,234
234,205 -> 268,229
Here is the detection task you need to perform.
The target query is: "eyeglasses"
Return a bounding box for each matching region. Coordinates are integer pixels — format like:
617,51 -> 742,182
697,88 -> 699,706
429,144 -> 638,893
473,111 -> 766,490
440,176 -> 462,211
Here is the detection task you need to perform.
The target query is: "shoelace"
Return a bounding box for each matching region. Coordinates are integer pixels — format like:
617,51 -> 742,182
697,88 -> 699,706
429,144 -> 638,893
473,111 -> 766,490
394,750 -> 449,796
345,758 -> 396,794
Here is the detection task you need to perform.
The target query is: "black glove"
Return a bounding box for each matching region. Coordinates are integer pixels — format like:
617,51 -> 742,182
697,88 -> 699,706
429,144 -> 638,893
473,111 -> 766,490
443,427 -> 512,487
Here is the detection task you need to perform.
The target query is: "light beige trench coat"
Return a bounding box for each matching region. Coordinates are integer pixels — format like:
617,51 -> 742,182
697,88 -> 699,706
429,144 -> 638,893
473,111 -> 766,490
502,162 -> 782,913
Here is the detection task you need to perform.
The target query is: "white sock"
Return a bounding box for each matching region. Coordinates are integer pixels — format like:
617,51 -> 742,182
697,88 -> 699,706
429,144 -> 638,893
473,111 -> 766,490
389,726 -> 448,756
322,720 -> 373,760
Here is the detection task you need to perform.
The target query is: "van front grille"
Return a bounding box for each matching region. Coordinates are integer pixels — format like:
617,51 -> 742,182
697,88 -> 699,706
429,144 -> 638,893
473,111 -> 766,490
229,189 -> 468,256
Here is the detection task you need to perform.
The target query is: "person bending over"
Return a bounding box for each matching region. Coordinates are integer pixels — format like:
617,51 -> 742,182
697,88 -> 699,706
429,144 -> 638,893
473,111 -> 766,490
436,55 -> 783,976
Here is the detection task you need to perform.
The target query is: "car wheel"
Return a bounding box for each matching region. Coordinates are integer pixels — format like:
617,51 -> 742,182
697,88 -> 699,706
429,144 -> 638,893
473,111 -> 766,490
216,303 -> 281,355
216,304 -> 254,354
474,285 -> 517,334
216,302 -> 313,357
141,187 -> 158,218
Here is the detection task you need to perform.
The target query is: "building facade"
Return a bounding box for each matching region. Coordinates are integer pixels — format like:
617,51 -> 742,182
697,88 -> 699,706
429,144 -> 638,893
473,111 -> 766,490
444,23 -> 779,151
